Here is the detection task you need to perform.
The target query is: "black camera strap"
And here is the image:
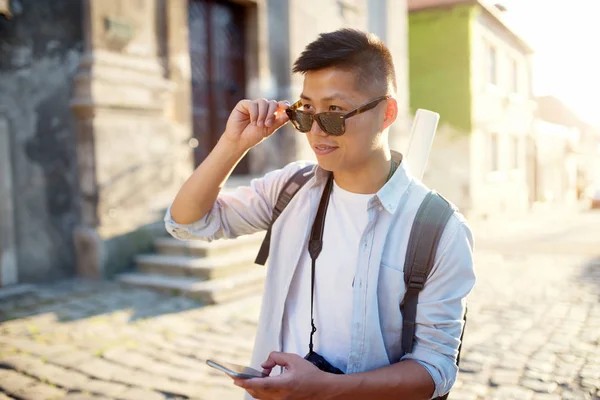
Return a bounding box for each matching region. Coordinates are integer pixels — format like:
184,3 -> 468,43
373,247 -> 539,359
306,171 -> 334,354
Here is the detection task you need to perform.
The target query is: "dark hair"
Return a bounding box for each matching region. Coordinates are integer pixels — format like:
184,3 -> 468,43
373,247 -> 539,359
293,29 -> 397,96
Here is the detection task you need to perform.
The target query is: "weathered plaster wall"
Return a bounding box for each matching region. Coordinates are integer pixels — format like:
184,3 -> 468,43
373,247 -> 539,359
0,0 -> 83,282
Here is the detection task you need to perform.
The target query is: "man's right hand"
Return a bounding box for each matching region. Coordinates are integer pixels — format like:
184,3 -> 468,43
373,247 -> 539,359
222,99 -> 291,152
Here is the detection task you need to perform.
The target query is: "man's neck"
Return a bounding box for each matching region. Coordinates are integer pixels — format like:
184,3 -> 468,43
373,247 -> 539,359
332,150 -> 399,194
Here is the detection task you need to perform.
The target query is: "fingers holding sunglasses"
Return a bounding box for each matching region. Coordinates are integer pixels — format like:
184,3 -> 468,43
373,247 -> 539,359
264,100 -> 279,128
269,100 -> 291,130
255,99 -> 270,128
257,99 -> 289,130
225,99 -> 291,150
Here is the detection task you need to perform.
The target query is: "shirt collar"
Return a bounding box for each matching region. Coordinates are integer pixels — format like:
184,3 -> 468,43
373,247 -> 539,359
376,152 -> 413,214
313,163 -> 331,184
311,150 -> 413,215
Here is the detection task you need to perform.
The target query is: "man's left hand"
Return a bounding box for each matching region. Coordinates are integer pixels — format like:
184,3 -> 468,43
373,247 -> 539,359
233,352 -> 332,400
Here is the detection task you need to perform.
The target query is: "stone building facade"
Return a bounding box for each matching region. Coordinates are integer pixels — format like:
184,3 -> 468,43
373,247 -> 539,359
0,0 -> 410,286
1,0 -> 85,286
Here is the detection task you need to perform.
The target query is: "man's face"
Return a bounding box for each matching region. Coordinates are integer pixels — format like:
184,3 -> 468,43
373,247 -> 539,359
298,67 -> 389,172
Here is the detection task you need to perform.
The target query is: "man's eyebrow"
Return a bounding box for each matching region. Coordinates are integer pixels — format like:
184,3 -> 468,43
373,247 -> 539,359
299,93 -> 351,103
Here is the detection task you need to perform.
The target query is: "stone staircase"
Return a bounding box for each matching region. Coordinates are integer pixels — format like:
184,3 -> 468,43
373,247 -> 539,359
118,232 -> 267,304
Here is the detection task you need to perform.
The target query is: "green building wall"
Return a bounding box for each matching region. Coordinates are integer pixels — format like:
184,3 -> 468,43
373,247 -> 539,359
408,4 -> 475,133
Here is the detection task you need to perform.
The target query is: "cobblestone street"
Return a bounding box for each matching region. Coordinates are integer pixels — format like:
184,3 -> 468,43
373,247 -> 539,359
1,210 -> 599,400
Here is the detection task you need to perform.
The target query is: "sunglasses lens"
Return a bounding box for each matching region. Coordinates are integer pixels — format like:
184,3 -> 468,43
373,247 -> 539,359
290,110 -> 313,132
318,113 -> 345,136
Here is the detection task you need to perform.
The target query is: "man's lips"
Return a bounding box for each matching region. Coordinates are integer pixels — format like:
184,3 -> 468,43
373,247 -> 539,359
313,144 -> 338,155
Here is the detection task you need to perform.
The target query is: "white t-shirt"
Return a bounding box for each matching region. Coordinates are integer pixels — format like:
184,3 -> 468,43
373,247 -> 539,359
281,179 -> 373,373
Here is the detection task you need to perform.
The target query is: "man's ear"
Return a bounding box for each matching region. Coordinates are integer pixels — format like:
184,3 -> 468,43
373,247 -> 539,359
382,97 -> 398,130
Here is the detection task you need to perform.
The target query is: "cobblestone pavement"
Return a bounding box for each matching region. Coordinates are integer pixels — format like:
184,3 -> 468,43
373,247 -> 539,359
1,210 -> 599,400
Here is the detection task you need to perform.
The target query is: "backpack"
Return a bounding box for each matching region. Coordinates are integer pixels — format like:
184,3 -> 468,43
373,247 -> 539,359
255,165 -> 466,400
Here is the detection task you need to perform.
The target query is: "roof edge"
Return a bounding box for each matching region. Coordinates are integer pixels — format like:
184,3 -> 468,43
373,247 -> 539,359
476,1 -> 534,54
408,0 -> 534,54
408,0 -> 475,13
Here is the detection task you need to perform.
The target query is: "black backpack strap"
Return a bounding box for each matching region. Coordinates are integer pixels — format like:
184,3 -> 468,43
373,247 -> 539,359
255,164 -> 315,265
400,191 -> 459,399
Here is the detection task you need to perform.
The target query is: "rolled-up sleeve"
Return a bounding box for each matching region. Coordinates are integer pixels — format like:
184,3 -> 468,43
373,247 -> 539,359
164,161 -> 313,242
164,202 -> 218,240
400,214 -> 476,398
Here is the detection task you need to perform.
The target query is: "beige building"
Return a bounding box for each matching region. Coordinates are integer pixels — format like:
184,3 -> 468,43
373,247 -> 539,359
469,3 -> 535,217
0,0 -> 410,286
535,95 -> 600,205
531,119 -> 579,206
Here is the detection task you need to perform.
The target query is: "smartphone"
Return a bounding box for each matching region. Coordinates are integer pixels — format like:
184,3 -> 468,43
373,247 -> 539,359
206,359 -> 268,379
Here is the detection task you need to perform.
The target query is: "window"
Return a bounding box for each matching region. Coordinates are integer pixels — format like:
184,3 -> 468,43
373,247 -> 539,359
511,136 -> 519,169
511,58 -> 519,93
490,133 -> 499,171
487,44 -> 497,86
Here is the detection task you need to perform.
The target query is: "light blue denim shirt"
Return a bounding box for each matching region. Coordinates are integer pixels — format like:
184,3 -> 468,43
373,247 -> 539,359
165,154 -> 476,399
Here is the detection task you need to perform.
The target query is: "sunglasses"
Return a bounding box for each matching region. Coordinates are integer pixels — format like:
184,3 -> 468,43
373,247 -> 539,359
285,95 -> 390,136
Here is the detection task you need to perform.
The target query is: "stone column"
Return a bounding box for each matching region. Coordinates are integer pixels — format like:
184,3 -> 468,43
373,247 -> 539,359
369,0 -> 411,152
164,0 -> 192,132
71,0 -> 193,278
243,0 -> 297,173
0,108 -> 18,286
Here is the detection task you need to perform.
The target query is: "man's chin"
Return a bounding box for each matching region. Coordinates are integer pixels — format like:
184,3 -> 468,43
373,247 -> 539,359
315,158 -> 337,173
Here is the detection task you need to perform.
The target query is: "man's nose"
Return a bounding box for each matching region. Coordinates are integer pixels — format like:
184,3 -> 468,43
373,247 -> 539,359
310,118 -> 328,137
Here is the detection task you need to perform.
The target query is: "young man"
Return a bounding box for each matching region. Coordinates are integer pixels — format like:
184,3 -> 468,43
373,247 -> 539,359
166,29 -> 475,400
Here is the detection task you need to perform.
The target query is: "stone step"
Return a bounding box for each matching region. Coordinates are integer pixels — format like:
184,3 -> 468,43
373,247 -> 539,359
154,232 -> 265,258
0,284 -> 37,300
135,249 -> 259,280
117,269 -> 266,304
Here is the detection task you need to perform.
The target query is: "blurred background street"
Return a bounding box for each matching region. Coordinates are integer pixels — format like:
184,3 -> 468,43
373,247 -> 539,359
1,0 -> 599,399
